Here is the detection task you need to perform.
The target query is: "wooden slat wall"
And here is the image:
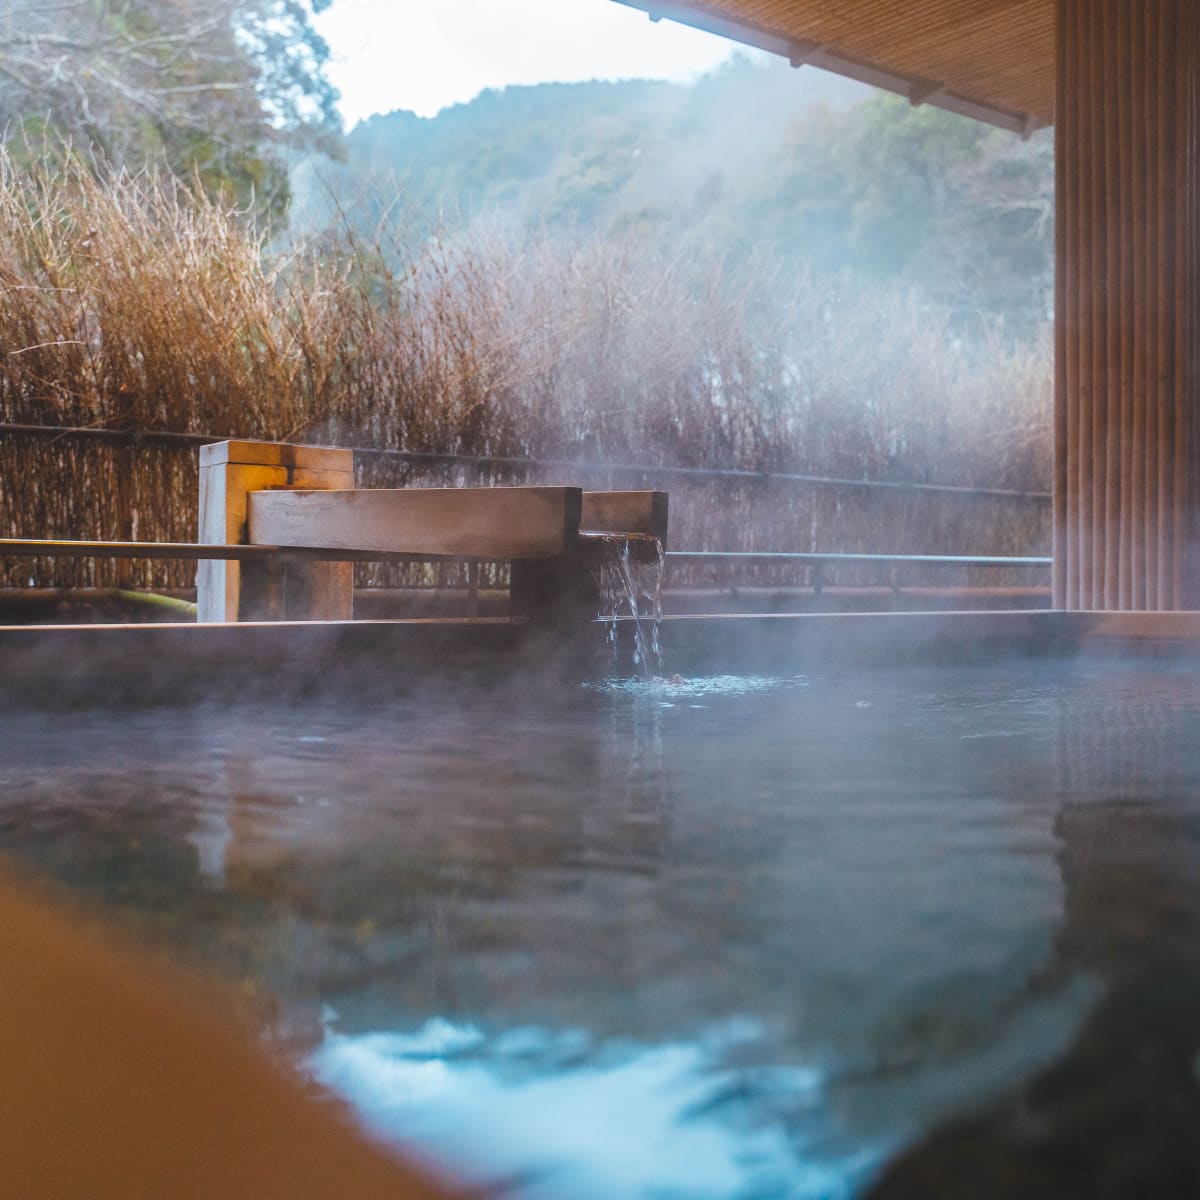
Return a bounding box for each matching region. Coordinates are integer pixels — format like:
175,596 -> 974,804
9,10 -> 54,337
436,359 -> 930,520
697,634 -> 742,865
1054,0 -> 1200,610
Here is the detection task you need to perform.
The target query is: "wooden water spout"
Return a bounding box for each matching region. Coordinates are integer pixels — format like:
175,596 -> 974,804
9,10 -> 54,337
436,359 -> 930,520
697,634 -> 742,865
511,491 -> 668,635
198,439 -> 668,632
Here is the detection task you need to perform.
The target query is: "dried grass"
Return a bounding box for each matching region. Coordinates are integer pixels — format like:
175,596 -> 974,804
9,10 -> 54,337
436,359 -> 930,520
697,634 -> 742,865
0,152 -> 1052,592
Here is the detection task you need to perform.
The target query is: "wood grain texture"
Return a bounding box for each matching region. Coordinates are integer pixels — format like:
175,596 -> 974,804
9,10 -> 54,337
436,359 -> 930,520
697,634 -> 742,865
1055,0 -> 1200,609
580,491 -> 669,543
198,443 -> 355,622
198,462 -> 288,622
248,487 -> 583,560
199,440 -> 353,473
615,0 -> 1053,126
0,539 -> 278,560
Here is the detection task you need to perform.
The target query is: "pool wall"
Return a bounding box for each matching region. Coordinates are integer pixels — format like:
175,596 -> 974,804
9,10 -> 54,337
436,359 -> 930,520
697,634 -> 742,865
3,609 -> 1197,708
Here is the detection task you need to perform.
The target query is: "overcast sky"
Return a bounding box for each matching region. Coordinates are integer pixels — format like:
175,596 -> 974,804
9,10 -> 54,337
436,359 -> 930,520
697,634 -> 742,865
313,0 -> 742,126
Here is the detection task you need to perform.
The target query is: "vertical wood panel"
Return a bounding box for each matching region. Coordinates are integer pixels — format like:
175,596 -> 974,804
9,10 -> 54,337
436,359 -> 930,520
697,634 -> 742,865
1055,0 -> 1200,610
1102,0 -> 1121,609
1094,0 -> 1108,604
1052,0 -> 1069,606
1154,1 -> 1172,607
1114,0 -> 1132,608
1188,1 -> 1200,605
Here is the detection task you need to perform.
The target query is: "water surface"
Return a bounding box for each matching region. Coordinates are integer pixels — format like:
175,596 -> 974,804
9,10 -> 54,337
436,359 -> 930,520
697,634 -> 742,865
2,655 -> 1198,1196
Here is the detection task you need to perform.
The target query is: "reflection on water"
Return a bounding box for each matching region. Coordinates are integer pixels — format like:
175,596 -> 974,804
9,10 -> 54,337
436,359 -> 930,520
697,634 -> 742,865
870,659 -> 1200,1197
311,1017 -> 856,1199
2,656 -> 1200,1195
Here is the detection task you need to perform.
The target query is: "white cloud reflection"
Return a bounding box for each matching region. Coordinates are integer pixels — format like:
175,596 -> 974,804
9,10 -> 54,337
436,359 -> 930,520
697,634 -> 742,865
309,1017 -> 875,1198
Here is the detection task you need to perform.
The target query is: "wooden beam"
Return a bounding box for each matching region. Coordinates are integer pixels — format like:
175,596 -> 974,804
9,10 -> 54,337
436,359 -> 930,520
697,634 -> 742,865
909,79 -> 945,107
1075,611 -> 1200,640
788,38 -> 824,68
0,538 -> 616,564
248,487 -> 583,560
0,539 -> 284,561
610,0 -> 1034,135
198,440 -> 353,473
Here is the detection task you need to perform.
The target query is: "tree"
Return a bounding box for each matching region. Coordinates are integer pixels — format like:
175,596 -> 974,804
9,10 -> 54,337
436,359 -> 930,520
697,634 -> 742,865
0,0 -> 340,211
296,62 -> 1054,334
737,93 -> 1053,336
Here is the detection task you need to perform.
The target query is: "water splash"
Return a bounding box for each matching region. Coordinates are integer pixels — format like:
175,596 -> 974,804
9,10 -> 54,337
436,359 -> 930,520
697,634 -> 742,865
586,674 -> 810,699
589,534 -> 664,679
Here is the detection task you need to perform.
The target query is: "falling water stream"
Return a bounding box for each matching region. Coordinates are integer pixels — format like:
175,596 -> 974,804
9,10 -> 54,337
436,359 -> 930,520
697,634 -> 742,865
587,533 -> 664,677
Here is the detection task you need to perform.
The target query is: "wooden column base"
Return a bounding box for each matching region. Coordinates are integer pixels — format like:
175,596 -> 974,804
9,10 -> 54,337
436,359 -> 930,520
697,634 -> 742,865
197,441 -> 354,622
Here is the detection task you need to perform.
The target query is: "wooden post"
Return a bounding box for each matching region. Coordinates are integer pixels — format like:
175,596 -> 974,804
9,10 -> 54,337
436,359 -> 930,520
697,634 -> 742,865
197,441 -> 354,622
247,486 -> 582,560
1055,0 -> 1200,609
509,551 -> 599,635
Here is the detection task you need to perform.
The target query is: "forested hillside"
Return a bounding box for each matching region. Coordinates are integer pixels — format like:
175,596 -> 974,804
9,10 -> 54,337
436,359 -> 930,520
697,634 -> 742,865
294,56 -> 1053,336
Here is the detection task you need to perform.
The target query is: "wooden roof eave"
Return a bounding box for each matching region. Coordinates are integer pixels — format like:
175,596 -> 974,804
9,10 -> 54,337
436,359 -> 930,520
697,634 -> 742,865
613,0 -> 1051,137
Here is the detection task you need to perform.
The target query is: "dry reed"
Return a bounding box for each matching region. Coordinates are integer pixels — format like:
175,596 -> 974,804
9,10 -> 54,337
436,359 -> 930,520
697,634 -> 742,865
0,152 -> 1052,592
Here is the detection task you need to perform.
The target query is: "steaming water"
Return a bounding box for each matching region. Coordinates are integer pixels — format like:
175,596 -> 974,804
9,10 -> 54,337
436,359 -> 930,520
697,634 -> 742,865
2,654 -> 1200,1195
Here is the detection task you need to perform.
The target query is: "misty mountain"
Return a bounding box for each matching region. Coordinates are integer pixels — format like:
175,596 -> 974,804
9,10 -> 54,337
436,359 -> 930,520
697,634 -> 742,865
291,56 -> 1053,334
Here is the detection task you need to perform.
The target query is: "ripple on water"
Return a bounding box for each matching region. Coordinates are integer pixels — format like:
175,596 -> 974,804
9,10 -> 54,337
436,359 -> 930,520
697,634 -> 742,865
584,674 -> 810,700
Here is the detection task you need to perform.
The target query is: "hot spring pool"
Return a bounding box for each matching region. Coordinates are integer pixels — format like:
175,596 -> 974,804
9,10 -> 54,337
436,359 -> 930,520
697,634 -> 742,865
2,652 -> 1199,1197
